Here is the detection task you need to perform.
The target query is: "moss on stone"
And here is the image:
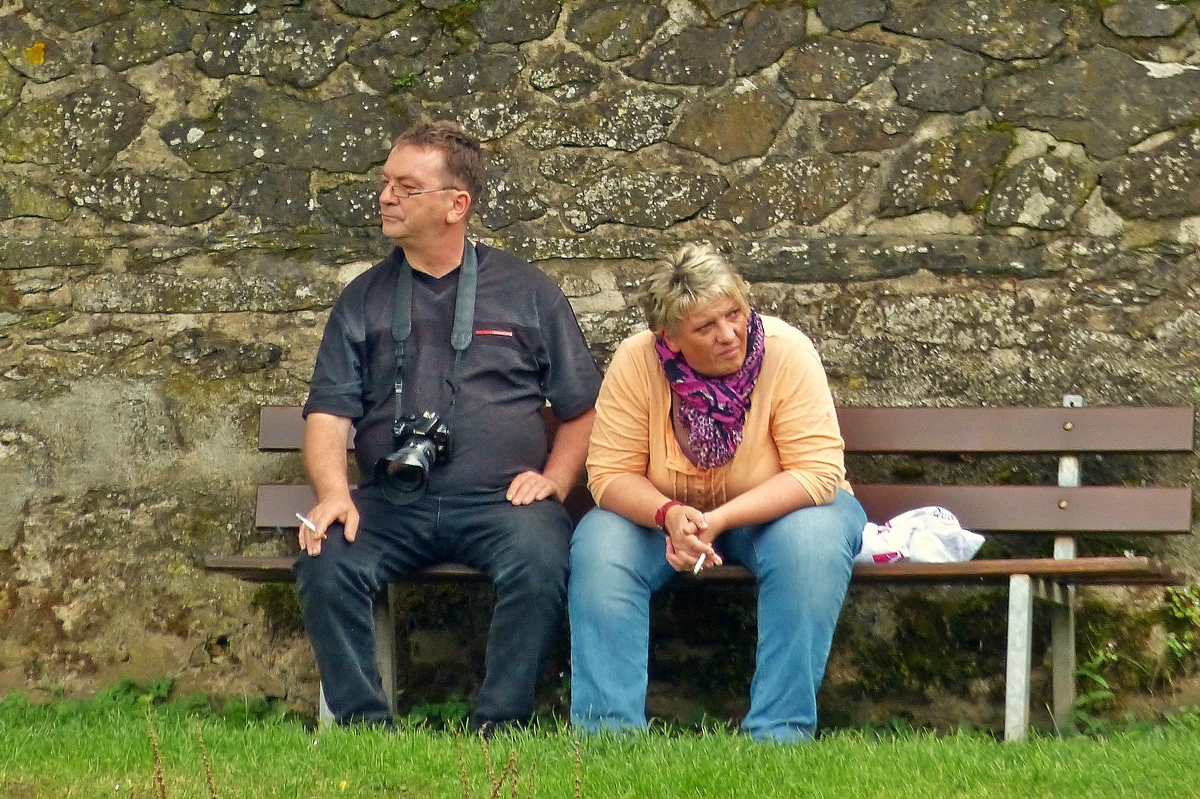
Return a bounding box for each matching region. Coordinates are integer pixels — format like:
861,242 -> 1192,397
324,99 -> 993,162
1075,592 -> 1166,698
3,310 -> 71,335
849,589 -> 1012,697
251,583 -> 304,635
438,0 -> 481,33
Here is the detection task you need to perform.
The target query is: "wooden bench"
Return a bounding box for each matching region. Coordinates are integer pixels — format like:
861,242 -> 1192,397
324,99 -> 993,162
206,397 -> 1194,740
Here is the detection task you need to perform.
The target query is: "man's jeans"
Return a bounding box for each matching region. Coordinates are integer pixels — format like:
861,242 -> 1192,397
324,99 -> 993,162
569,489 -> 865,743
294,489 -> 571,727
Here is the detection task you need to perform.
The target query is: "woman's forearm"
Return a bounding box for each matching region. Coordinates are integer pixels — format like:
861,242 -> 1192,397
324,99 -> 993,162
596,473 -> 675,529
706,472 -> 815,537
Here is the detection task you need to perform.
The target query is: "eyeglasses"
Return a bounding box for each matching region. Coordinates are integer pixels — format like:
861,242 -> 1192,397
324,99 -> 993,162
380,182 -> 461,199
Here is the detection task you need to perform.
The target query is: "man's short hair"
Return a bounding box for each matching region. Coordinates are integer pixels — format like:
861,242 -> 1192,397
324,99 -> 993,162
392,120 -> 486,213
638,243 -> 751,335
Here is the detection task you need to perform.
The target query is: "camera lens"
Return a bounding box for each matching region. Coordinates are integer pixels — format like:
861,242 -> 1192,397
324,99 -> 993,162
385,438 -> 438,493
374,412 -> 451,505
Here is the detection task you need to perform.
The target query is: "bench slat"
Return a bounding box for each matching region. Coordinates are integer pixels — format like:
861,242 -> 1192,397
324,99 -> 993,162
853,485 -> 1193,533
257,484 -> 320,528
260,406 -> 355,451
257,483 -> 1193,534
838,406 -> 1194,452
205,554 -> 1177,586
259,405 -> 1195,453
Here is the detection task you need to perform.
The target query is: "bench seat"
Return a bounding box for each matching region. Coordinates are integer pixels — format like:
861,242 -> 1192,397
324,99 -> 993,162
205,554 -> 1178,586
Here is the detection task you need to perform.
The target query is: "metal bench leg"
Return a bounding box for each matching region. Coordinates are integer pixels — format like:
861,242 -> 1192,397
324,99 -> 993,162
1049,534 -> 1078,733
1004,574 -> 1033,742
374,583 -> 398,716
319,683 -> 334,728
1050,582 -> 1076,731
1052,398 -> 1082,736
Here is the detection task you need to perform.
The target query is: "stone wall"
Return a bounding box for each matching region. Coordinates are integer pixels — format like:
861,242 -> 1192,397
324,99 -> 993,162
1,0 -> 1199,731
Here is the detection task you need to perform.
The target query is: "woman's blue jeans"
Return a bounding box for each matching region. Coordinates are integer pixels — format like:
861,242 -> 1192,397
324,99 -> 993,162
569,489 -> 864,743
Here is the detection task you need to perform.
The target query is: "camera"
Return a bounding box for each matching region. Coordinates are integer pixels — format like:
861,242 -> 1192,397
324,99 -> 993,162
374,411 -> 452,504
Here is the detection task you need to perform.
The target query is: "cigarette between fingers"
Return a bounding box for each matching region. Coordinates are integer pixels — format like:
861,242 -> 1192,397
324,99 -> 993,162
296,513 -> 327,539
693,552 -> 707,575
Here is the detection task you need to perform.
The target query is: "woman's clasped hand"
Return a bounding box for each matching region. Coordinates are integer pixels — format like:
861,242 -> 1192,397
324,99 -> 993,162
657,501 -> 723,573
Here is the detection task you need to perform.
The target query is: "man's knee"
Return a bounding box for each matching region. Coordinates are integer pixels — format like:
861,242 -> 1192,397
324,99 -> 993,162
293,530 -> 376,602
491,500 -> 571,591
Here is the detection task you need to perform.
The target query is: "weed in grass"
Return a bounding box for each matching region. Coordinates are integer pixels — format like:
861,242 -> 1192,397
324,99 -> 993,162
219,694 -> 288,726
458,735 -> 472,797
197,727 -> 219,799
481,729 -> 495,789
147,706 -> 167,799
1164,586 -> 1200,665
1073,645 -> 1119,734
1167,704 -> 1200,731
454,729 -> 557,798
409,695 -> 470,730
99,677 -> 175,712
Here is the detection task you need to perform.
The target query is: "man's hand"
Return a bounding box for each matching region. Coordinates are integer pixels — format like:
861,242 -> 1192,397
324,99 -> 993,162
506,470 -> 565,505
300,495 -> 359,557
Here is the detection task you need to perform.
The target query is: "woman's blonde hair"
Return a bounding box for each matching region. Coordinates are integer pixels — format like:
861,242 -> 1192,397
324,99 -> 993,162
638,243 -> 750,334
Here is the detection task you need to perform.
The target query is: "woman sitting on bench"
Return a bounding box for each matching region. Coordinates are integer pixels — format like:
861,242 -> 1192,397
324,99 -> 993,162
568,243 -> 866,743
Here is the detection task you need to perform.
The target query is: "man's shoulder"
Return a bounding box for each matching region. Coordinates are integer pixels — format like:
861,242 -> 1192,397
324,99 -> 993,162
474,241 -> 577,320
480,241 -> 547,275
338,250 -> 400,301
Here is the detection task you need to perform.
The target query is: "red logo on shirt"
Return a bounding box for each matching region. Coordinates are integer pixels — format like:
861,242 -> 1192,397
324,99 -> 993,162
475,328 -> 514,337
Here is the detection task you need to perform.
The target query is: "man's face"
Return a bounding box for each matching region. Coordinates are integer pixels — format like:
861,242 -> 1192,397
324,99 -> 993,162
378,144 -> 461,244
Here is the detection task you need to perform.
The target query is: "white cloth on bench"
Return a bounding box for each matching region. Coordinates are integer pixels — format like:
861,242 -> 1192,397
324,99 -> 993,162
855,506 -> 985,564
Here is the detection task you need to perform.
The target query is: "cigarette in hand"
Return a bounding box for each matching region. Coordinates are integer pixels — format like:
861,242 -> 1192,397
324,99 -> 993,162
693,552 -> 707,575
296,513 -> 325,538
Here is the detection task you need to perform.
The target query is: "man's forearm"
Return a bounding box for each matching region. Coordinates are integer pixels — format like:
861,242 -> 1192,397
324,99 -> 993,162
541,407 -> 595,498
302,412 -> 354,502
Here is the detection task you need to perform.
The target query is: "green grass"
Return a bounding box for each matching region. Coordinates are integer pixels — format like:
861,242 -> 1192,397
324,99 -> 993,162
3,688 -> 1200,798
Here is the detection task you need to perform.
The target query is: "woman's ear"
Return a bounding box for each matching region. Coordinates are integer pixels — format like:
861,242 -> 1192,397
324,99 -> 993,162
660,329 -> 682,353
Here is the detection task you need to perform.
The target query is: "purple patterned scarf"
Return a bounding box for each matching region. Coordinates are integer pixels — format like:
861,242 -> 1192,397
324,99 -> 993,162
654,309 -> 765,470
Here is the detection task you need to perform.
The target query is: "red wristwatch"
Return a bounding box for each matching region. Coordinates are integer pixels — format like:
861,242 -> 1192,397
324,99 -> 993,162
654,500 -> 685,532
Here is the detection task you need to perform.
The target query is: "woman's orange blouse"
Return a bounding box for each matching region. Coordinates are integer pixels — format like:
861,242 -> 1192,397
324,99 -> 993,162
586,315 -> 850,512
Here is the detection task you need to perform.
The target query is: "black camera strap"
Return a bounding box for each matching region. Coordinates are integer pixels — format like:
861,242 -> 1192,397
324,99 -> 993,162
390,239 -> 478,446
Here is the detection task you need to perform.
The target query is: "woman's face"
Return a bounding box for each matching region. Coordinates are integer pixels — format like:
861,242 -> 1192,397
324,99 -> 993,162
661,294 -> 748,378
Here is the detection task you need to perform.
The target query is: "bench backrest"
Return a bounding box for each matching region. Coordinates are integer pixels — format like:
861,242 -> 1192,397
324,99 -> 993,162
256,405 -> 1194,535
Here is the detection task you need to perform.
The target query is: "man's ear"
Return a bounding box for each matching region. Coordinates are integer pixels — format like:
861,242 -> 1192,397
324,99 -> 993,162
445,190 -> 472,225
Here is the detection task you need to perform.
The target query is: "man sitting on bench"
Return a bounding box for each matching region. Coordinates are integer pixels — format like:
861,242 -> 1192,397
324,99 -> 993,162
294,120 -> 601,732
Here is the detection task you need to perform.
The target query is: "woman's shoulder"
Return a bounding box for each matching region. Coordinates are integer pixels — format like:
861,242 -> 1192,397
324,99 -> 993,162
760,314 -> 817,349
759,314 -> 826,381
617,327 -> 656,349
609,328 -> 657,369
